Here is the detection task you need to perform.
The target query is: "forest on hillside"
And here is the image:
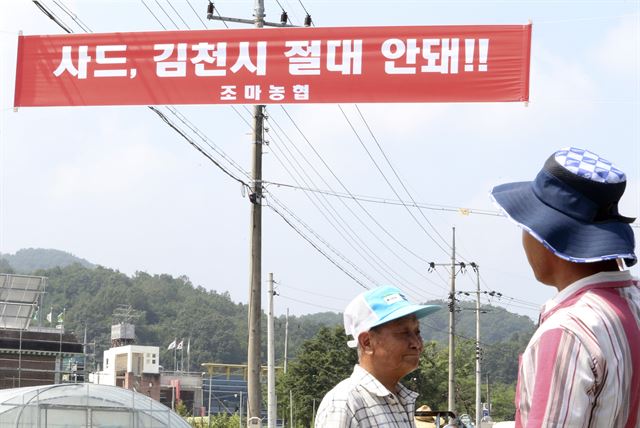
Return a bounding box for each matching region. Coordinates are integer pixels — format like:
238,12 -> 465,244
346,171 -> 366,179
1,248 -> 534,418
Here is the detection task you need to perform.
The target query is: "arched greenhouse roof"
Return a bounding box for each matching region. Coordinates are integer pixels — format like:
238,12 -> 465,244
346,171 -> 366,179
0,383 -> 191,427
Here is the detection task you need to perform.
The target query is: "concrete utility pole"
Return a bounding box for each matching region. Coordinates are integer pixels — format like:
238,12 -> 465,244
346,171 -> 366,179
472,263 -> 481,428
267,273 -> 277,428
247,0 -> 265,422
205,4 -> 300,425
429,227 -> 462,415
448,227 -> 456,414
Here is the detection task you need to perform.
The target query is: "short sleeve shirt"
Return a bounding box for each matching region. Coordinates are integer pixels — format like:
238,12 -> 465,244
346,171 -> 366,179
314,364 -> 419,428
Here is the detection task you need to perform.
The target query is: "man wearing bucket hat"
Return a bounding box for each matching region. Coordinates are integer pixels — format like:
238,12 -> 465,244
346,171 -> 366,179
491,147 -> 640,427
314,285 -> 440,427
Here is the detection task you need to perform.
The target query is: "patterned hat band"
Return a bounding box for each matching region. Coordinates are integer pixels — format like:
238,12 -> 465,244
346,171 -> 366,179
537,157 -> 635,224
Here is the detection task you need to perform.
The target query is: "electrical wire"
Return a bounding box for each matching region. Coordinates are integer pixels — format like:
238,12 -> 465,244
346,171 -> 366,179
153,0 -> 179,29
268,130 -> 410,289
51,0 -> 92,32
278,107 -> 438,266
355,105 -> 455,250
267,113 -> 450,292
276,293 -> 343,312
268,193 -> 381,288
148,106 -> 250,189
340,105 -> 450,256
185,0 -> 209,28
262,180 -> 501,217
267,116 -> 447,298
265,199 -> 370,290
165,0 -> 191,29
32,0 -> 72,33
140,0 -> 168,30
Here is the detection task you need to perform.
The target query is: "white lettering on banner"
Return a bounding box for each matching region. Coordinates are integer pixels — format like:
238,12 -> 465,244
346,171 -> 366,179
284,41 -> 321,75
53,46 -> 91,79
230,42 -> 267,76
94,45 -> 130,77
244,85 -> 262,100
421,38 -> 459,74
268,85 -> 286,101
220,85 -> 237,100
381,38 -> 486,74
292,84 -> 309,100
191,42 -> 227,76
381,39 -> 419,74
326,40 -> 363,75
219,84 -> 310,101
154,43 -> 188,77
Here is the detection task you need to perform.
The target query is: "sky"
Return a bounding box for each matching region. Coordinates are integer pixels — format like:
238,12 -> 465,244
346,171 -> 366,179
0,0 -> 639,321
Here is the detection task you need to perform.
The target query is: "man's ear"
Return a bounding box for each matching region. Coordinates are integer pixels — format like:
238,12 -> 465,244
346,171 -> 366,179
358,331 -> 374,355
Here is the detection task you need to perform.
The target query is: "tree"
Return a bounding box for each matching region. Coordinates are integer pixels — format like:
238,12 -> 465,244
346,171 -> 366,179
488,382 -> 516,421
279,326 -> 357,427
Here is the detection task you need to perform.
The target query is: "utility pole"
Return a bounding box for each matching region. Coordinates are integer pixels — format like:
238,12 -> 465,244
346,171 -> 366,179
429,227 -> 464,415
204,3 -> 303,425
448,227 -> 456,414
267,273 -> 276,428
471,263 -> 481,428
247,0 -> 265,423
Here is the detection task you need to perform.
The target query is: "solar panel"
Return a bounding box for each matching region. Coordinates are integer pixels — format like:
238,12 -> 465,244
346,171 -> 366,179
0,274 -> 46,330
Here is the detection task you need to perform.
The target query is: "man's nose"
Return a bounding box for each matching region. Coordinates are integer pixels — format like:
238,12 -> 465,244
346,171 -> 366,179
409,332 -> 423,349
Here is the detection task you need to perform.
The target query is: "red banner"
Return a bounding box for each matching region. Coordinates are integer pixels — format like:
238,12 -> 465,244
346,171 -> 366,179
14,24 -> 531,107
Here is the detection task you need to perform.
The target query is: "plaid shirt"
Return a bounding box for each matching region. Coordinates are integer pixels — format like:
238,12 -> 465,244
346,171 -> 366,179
516,270 -> 640,427
315,364 -> 418,428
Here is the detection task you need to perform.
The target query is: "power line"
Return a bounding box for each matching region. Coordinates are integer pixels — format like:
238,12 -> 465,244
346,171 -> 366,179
267,113 -> 449,292
32,0 -> 72,33
278,107 -> 437,266
276,293 -> 343,312
51,0 -> 92,32
268,194 -> 381,287
265,199 -> 370,290
148,106 -> 250,189
153,0 -> 179,29
268,129 -> 412,290
140,0 -> 168,30
165,0 -> 191,29
267,115 -> 446,298
354,105 -> 455,250
185,0 -> 209,28
340,105 -> 450,256
262,180 -> 502,216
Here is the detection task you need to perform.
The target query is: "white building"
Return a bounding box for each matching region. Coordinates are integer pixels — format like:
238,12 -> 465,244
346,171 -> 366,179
90,344 -> 161,400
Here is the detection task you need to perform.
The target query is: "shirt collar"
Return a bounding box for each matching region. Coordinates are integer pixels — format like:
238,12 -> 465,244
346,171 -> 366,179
542,270 -> 632,314
353,364 -> 418,402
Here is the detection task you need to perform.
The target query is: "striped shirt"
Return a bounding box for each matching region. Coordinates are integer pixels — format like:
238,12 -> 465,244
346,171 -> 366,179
315,364 -> 418,428
515,270 -> 640,428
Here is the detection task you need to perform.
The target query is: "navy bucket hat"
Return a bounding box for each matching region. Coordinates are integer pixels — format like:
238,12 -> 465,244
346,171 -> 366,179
491,147 -> 637,266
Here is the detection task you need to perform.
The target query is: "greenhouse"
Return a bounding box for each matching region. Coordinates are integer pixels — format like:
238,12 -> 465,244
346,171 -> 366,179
0,383 -> 190,427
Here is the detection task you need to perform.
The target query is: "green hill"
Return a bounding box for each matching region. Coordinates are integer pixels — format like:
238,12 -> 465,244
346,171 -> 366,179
0,248 -> 534,381
0,248 -> 94,273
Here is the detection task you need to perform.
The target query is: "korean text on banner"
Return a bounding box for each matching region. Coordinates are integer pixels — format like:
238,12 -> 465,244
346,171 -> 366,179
14,24 -> 532,107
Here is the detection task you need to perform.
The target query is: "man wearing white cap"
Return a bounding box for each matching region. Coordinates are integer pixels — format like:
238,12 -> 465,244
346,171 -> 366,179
491,147 -> 640,427
314,285 -> 440,427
